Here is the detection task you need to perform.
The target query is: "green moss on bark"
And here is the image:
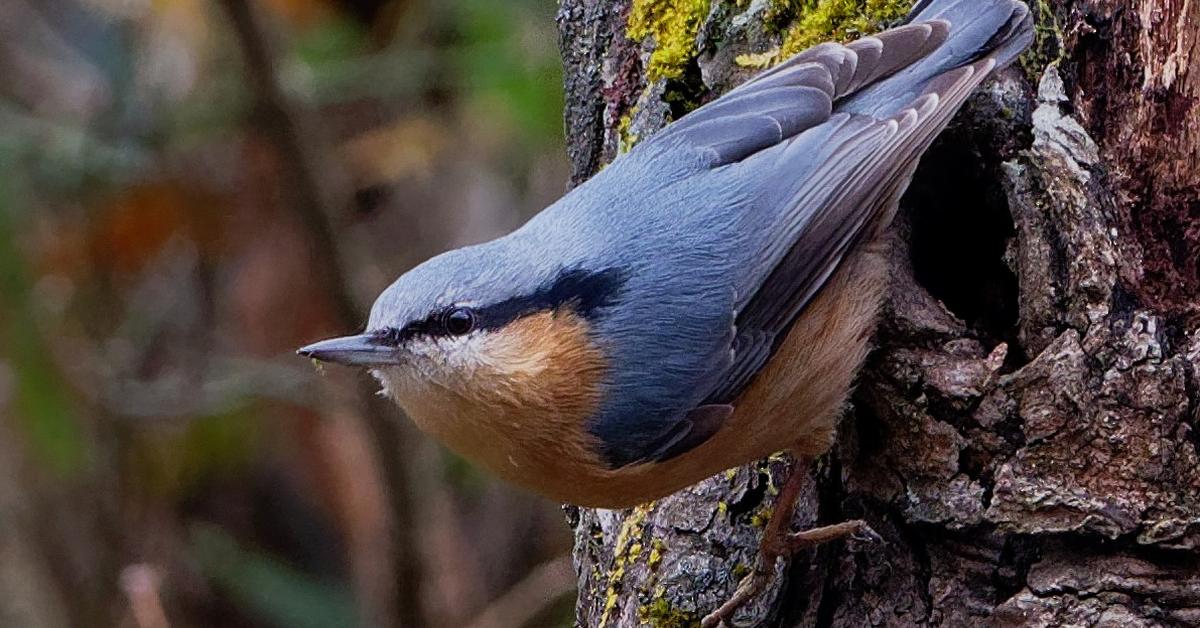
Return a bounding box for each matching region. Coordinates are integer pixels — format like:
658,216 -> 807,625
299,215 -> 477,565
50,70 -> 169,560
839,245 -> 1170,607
628,0 -> 713,81
1019,0 -> 1064,77
778,0 -> 910,57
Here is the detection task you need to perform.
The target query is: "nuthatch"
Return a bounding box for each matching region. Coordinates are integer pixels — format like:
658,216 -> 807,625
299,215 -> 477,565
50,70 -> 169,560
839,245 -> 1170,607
301,0 -> 1031,620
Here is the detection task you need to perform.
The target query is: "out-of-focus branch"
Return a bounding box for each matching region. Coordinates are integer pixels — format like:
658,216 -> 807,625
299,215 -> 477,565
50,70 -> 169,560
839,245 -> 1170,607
120,565 -> 170,628
213,1 -> 421,627
214,0 -> 357,327
0,418 -> 71,628
466,555 -> 575,628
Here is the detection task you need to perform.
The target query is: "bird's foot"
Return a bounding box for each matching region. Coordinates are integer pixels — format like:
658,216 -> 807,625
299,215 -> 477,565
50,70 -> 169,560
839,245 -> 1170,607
765,518 -> 881,556
700,519 -> 881,628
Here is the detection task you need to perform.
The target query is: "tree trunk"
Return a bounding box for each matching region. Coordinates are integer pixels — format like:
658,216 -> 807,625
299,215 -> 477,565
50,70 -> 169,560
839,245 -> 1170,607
557,1 -> 1200,626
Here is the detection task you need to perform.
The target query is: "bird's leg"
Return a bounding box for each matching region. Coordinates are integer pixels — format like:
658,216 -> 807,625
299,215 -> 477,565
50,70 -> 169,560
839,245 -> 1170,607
700,459 -> 880,628
699,463 -> 806,628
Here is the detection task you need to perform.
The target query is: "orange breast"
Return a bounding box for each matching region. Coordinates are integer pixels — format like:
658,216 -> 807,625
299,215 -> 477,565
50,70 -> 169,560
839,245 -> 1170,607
392,309 -> 612,488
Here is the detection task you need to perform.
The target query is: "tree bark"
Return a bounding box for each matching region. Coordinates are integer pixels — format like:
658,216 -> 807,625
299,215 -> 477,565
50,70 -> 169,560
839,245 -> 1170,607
558,1 -> 1200,626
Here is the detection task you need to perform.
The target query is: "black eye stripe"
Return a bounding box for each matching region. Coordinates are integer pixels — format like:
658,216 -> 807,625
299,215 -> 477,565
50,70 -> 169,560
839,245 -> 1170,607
473,267 -> 627,329
380,266 -> 627,345
378,306 -> 472,345
377,314 -> 437,345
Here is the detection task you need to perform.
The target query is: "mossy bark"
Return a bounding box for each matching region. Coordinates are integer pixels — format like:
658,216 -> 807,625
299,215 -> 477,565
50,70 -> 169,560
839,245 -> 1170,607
558,0 -> 1200,626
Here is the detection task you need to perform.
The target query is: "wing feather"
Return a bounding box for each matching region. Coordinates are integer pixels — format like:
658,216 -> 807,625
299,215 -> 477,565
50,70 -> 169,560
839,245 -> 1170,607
650,21 -> 949,168
706,60 -> 995,404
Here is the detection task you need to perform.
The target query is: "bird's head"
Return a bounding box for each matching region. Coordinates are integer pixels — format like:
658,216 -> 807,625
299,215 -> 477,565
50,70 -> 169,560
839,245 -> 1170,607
298,243 -> 626,436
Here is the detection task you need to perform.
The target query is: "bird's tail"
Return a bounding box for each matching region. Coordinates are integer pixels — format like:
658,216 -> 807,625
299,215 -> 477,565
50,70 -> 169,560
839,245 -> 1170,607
841,0 -> 1033,117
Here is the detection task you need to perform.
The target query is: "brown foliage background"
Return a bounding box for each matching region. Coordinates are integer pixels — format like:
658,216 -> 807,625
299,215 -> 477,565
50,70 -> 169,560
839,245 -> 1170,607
0,0 -> 576,626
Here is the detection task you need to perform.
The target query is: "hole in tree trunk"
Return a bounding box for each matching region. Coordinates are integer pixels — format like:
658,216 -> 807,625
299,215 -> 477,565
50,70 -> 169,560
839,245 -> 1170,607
905,132 -> 1020,345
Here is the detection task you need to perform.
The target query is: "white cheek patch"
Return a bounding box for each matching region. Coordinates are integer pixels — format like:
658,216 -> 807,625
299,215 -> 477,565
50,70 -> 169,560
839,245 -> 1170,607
443,332 -> 496,373
404,332 -> 493,378
372,360 -> 442,401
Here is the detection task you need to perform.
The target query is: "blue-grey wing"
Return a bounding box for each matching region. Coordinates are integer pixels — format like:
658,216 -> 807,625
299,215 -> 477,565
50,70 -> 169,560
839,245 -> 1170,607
593,0 -> 1032,466
590,22 -> 948,467
702,71 -> 982,404
702,2 -> 1031,405
650,21 -> 948,166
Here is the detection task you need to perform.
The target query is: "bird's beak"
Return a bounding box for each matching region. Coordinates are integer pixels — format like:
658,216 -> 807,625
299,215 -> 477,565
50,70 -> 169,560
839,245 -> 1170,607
297,334 -> 403,367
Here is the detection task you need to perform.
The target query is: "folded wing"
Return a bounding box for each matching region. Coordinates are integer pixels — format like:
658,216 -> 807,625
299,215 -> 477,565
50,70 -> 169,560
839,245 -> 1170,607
626,2 -> 1032,463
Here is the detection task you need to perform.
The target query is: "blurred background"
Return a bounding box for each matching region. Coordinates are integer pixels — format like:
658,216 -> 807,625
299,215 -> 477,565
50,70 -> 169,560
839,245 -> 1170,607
0,0 -> 575,626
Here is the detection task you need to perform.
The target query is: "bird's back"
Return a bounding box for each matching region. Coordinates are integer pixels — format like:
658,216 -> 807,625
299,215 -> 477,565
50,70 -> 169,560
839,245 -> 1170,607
484,0 -> 1034,484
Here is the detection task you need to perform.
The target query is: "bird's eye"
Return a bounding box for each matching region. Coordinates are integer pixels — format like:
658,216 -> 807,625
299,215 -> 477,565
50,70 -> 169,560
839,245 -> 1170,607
442,306 -> 476,336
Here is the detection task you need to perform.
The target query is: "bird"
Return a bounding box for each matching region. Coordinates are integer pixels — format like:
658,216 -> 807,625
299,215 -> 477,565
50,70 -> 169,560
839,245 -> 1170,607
300,0 -> 1032,622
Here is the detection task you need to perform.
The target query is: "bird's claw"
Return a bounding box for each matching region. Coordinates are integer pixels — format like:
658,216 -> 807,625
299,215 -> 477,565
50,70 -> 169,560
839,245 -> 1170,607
703,518 -> 885,625
846,519 -> 883,549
